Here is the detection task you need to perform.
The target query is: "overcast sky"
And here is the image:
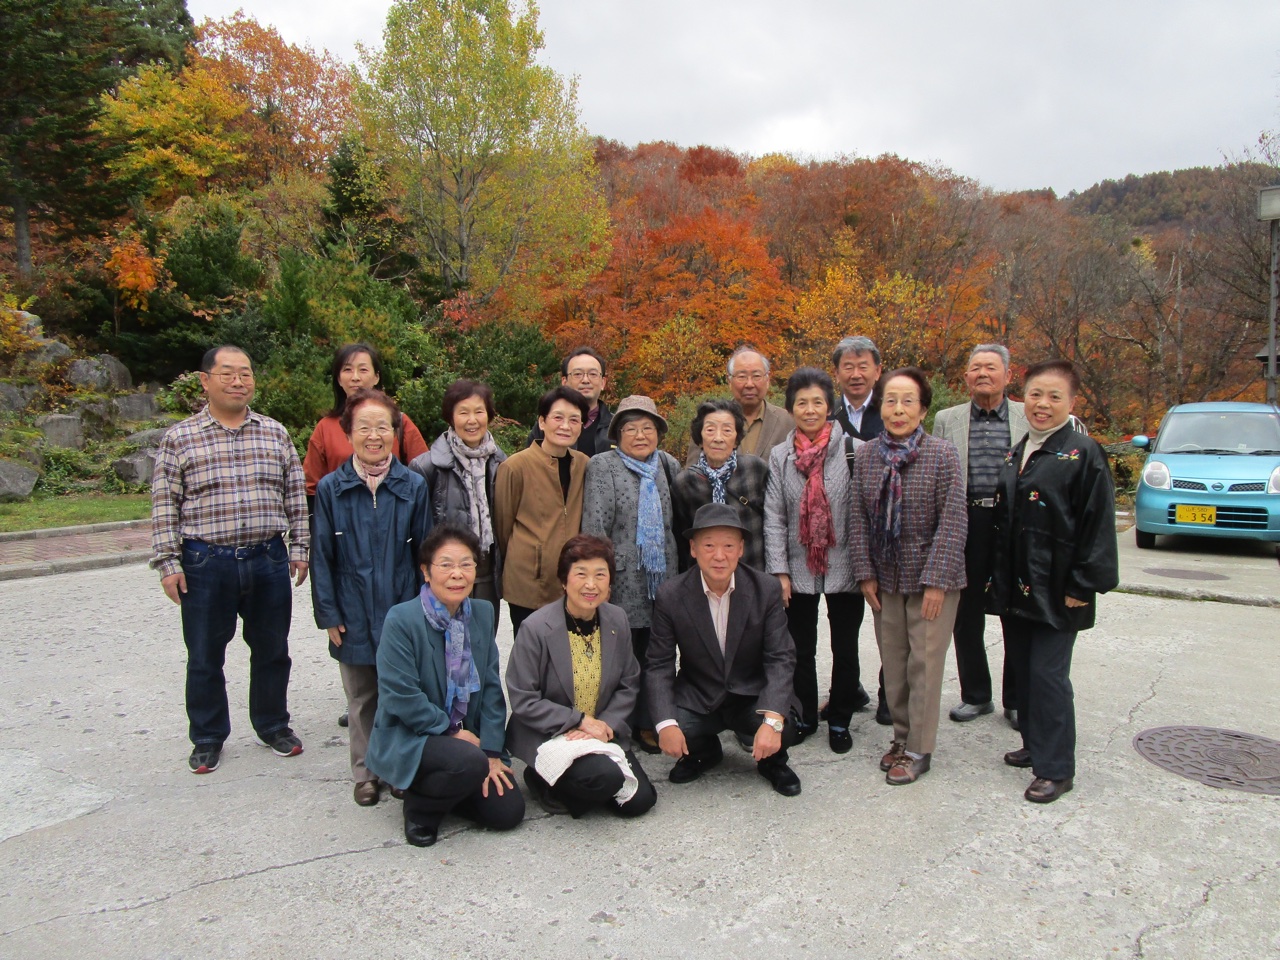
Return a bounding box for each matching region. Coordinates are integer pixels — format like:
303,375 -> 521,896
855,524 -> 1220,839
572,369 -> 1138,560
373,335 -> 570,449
187,0 -> 1280,195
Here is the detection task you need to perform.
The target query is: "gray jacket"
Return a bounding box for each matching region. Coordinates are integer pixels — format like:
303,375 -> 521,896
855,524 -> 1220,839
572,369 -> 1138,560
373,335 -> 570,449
763,423 -> 857,595
581,450 -> 680,628
931,399 -> 1028,484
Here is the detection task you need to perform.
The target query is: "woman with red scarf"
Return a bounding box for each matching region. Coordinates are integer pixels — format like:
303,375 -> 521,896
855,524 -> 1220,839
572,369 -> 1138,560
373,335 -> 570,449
764,368 -> 865,754
849,368 -> 968,785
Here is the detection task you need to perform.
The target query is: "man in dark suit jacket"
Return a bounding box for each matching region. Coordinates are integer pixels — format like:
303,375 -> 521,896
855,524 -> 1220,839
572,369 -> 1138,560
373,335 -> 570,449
526,346 -> 615,456
831,335 -> 885,441
646,503 -> 802,796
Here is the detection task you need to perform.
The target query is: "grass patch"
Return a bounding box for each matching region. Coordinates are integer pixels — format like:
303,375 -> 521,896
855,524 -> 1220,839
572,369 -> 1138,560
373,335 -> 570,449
0,493 -> 151,532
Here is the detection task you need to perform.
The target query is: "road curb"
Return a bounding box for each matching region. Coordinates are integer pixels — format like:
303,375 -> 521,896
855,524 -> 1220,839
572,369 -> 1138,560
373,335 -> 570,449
0,550 -> 152,582
0,518 -> 151,543
1114,582 -> 1280,609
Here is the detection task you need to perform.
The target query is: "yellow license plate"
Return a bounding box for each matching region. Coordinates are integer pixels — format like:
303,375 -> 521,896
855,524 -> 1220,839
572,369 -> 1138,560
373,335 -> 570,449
1175,504 -> 1216,525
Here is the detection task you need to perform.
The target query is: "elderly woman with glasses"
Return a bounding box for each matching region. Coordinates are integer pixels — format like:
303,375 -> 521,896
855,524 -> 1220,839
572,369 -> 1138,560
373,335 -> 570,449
672,399 -> 769,572
311,388 -> 432,806
366,523 -> 525,847
581,395 -> 681,751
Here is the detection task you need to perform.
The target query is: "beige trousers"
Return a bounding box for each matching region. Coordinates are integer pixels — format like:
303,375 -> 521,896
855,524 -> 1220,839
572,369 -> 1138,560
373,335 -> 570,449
872,591 -> 961,756
340,662 -> 379,783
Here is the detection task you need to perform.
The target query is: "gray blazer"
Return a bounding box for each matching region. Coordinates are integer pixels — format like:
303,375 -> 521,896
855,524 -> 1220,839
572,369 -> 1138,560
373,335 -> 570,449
763,423 -> 857,595
931,399 -> 1028,485
581,450 -> 680,628
504,600 -> 638,765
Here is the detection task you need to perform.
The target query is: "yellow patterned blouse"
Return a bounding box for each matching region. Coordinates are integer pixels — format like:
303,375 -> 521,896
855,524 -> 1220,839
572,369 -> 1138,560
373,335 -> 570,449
566,623 -> 602,717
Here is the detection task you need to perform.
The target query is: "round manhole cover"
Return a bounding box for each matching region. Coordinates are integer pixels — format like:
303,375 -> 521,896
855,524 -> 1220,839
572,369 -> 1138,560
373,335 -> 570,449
1133,726 -> 1280,796
1140,568 -> 1230,581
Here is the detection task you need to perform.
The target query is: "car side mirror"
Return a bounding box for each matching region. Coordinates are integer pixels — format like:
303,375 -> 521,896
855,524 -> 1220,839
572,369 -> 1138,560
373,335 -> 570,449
1131,435 -> 1150,449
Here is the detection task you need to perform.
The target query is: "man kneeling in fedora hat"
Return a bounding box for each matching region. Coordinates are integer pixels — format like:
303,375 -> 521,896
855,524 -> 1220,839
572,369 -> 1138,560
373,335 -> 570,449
646,503 -> 802,796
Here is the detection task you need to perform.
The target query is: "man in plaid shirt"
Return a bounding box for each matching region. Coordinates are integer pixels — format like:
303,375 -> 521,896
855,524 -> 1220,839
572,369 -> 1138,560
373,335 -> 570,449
151,345 -> 310,774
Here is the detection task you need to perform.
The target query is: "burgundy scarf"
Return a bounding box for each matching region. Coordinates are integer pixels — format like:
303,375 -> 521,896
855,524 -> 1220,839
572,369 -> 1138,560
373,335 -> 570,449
794,422 -> 835,576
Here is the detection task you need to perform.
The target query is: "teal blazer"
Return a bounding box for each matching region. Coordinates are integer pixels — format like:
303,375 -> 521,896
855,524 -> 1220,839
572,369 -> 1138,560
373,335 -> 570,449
365,597 -> 507,790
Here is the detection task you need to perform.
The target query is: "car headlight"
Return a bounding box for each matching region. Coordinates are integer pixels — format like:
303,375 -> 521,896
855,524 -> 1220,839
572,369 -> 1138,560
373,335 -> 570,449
1270,465 -> 1280,495
1142,460 -> 1171,490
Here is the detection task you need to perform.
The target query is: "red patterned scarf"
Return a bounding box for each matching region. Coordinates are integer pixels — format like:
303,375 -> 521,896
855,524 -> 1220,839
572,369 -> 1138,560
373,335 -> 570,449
793,422 -> 835,576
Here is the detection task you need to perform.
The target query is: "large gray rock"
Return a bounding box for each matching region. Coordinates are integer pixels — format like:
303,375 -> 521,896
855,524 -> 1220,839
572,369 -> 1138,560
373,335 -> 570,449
21,338 -> 70,369
97,355 -> 132,390
0,458 -> 39,501
0,382 -> 38,414
66,358 -> 112,391
126,427 -> 170,449
112,393 -> 157,422
34,413 -> 85,450
112,450 -> 155,486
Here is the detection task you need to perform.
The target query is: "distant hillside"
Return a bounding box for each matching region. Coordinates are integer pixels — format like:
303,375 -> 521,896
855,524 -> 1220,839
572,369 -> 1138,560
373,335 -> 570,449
1067,163 -> 1278,229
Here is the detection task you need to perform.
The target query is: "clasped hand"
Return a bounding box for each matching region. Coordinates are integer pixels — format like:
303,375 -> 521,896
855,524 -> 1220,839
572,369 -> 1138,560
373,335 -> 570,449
565,715 -> 612,742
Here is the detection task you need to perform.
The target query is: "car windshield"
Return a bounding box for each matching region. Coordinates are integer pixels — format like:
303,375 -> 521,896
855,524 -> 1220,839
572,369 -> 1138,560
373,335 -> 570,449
1153,411 -> 1280,455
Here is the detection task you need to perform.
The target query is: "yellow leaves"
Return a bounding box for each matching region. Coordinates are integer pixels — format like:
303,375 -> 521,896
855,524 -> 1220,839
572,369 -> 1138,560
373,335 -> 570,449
96,61 -> 249,204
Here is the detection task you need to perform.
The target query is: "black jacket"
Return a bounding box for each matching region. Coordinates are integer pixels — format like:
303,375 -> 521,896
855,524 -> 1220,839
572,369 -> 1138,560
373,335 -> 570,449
986,425 -> 1118,631
526,403 -> 614,457
670,454 -> 769,573
834,402 -> 883,442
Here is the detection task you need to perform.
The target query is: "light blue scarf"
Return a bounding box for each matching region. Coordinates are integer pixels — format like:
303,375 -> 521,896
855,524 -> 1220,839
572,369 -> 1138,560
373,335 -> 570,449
420,585 -> 480,727
617,450 -> 668,599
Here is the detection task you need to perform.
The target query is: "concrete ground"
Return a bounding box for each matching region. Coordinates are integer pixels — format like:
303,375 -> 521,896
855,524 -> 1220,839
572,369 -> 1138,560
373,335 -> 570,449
1,541 -> 1278,959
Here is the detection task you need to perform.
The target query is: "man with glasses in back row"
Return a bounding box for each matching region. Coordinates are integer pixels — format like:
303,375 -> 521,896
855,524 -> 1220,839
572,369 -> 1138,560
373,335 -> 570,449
151,345 -> 311,775
685,345 -> 793,466
527,346 -> 615,456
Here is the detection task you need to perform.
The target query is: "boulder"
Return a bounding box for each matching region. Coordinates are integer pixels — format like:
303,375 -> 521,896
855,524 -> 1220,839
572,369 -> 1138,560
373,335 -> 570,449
21,338 -> 70,369
112,449 -> 155,486
0,458 -> 39,501
35,413 -> 85,450
0,382 -> 33,414
126,426 -> 170,449
112,392 -> 158,422
66,358 -> 111,390
97,355 -> 133,390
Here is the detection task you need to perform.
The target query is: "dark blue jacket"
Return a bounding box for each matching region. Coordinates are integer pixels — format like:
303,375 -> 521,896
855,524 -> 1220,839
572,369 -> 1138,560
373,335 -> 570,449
311,458 -> 432,665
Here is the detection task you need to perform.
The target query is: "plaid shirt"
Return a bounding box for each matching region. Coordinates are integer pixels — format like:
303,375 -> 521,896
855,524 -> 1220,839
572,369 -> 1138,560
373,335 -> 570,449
967,399 -> 1012,499
150,407 -> 309,578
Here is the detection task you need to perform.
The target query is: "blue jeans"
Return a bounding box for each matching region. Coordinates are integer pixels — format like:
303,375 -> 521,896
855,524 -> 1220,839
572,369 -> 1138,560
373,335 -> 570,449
180,537 -> 294,747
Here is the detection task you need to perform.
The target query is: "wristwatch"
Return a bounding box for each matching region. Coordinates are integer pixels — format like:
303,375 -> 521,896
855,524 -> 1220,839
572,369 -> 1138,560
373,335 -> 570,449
762,715 -> 784,733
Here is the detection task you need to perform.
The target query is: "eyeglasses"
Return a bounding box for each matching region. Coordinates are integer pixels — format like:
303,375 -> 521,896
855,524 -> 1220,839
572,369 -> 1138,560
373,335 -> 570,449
620,423 -> 657,438
565,370 -> 603,382
432,560 -> 477,573
209,371 -> 254,384
353,425 -> 394,436
730,372 -> 768,384
546,413 -> 583,427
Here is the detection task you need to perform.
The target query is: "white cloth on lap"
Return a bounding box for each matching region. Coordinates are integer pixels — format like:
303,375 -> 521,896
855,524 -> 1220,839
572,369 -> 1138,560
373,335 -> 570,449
534,735 -> 638,805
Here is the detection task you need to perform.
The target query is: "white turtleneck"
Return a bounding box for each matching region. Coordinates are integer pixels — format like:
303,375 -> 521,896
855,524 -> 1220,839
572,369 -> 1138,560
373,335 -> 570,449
1021,422 -> 1071,469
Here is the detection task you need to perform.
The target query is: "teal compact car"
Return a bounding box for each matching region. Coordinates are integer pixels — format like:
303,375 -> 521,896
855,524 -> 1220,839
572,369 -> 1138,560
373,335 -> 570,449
1131,402 -> 1280,548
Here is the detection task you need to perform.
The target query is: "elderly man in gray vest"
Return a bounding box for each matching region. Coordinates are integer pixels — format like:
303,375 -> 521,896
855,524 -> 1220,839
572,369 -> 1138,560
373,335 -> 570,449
931,344 -> 1027,729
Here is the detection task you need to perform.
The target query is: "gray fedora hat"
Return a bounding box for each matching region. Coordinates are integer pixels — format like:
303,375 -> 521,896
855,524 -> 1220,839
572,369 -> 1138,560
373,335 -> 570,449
608,395 -> 669,443
682,502 -> 750,540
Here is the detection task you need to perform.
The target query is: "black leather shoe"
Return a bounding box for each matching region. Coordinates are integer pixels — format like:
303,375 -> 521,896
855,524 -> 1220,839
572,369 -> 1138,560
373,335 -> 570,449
758,761 -> 801,796
875,702 -> 892,726
338,711 -> 349,728
404,820 -> 439,847
1004,708 -> 1020,731
1004,748 -> 1033,768
669,750 -> 722,784
851,683 -> 871,711
829,728 -> 853,754
794,722 -> 818,743
1025,776 -> 1073,803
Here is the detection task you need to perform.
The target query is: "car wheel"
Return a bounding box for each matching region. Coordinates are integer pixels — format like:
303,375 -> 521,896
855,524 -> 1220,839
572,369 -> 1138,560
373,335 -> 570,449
1135,528 -> 1156,549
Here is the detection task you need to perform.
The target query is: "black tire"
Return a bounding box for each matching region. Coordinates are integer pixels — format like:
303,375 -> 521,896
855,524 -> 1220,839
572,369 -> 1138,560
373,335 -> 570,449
1135,528 -> 1156,549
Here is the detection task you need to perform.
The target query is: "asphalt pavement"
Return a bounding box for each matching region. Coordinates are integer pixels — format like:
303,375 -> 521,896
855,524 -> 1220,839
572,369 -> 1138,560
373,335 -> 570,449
1,534 -> 1277,959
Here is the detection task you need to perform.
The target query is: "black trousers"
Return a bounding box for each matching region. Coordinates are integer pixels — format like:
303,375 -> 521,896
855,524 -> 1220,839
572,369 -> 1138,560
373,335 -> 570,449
403,736 -> 525,832
1004,617 -> 1077,781
529,750 -> 657,818
952,505 -> 1017,707
630,627 -> 652,732
788,592 -> 864,727
676,694 -> 798,774
508,603 -> 537,638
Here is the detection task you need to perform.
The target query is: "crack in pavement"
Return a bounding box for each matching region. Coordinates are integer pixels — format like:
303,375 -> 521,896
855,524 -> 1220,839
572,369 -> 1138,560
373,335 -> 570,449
1097,661 -> 1168,755
0,840 -> 404,938
1132,862 -> 1275,958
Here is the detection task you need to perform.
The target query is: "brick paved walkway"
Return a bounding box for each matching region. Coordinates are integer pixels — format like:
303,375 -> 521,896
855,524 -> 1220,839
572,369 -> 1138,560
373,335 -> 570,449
0,523 -> 152,578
